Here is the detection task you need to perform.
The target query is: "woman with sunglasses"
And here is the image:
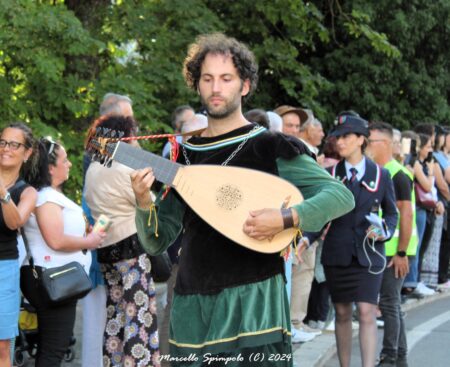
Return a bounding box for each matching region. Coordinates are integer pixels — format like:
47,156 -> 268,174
20,138 -> 105,367
0,123 -> 39,367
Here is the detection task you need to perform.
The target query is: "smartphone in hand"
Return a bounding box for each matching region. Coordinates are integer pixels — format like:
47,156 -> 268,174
92,214 -> 112,233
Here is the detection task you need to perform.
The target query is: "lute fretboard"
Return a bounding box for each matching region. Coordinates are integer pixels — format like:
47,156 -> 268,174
112,142 -> 182,186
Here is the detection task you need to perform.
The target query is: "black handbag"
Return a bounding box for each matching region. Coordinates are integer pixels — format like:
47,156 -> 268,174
20,229 -> 92,304
40,261 -> 92,303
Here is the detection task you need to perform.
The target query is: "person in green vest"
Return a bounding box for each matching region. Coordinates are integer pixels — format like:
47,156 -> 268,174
367,122 -> 418,367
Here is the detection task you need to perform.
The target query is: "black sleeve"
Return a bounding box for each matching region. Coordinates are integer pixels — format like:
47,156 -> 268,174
10,180 -> 29,204
392,171 -> 412,201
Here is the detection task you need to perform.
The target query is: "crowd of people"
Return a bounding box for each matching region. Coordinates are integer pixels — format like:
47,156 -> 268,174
0,32 -> 448,367
248,108 -> 450,367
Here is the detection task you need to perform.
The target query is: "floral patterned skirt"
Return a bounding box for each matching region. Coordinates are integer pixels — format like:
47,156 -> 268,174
101,253 -> 160,367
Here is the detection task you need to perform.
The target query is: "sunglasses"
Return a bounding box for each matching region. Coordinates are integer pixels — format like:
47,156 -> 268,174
0,139 -> 28,150
41,137 -> 59,156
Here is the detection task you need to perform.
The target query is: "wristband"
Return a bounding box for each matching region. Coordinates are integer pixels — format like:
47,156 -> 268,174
281,208 -> 294,229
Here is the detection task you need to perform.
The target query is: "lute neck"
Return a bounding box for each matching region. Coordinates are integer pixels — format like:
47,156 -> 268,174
112,142 -> 182,186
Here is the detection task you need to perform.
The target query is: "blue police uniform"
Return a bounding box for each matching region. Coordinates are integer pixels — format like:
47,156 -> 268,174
321,158 -> 398,304
307,115 -> 398,305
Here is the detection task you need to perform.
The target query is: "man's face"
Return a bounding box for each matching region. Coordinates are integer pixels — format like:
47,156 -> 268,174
392,134 -> 402,157
176,109 -> 195,132
198,53 -> 249,119
367,130 -> 391,161
307,124 -> 325,147
282,113 -> 301,136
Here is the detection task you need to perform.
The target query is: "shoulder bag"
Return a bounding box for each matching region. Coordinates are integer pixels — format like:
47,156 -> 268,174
414,182 -> 437,210
20,228 -> 92,304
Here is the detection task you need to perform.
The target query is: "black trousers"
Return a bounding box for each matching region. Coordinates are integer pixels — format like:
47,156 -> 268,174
304,278 -> 330,323
20,266 -> 77,367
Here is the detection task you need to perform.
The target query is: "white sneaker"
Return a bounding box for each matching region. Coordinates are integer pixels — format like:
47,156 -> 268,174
316,320 -> 326,329
376,318 -> 384,328
324,319 -> 335,332
291,326 -> 316,343
308,320 -> 326,330
299,323 -> 322,336
308,320 -> 318,329
436,280 -> 450,290
416,282 -> 435,296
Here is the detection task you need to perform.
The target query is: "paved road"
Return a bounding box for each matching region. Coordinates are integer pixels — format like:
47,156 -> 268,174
15,286 -> 450,367
324,294 -> 450,367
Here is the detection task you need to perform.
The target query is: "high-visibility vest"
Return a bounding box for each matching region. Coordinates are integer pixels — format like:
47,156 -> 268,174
383,159 -> 419,256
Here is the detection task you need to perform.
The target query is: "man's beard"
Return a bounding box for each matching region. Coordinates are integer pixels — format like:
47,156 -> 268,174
201,94 -> 241,119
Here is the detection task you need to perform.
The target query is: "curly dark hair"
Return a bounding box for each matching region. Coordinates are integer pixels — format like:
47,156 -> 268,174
183,33 -> 258,97
96,115 -> 138,138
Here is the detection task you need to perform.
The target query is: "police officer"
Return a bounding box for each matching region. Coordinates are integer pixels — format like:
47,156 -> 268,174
308,114 -> 398,367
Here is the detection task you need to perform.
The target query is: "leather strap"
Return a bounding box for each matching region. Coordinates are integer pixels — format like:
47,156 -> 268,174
281,208 -> 294,229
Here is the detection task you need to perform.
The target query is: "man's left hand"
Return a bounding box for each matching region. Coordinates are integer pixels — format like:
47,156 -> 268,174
388,255 -> 409,278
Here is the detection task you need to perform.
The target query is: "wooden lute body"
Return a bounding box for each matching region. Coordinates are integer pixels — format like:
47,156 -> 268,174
88,137 -> 303,253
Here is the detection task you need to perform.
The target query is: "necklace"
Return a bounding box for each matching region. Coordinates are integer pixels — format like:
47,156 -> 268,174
182,125 -> 260,166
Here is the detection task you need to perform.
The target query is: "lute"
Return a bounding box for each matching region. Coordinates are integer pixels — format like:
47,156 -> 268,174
87,132 -> 303,254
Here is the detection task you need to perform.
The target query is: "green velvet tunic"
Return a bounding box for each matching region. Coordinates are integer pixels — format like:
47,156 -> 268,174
136,140 -> 354,366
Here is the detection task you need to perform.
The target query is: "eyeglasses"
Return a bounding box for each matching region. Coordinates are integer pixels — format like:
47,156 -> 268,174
368,139 -> 388,144
0,139 -> 27,150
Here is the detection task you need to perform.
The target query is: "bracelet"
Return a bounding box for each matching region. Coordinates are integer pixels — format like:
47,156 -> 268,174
281,208 -> 294,229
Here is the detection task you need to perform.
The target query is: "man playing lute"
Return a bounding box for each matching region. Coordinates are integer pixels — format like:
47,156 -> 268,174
131,33 -> 354,366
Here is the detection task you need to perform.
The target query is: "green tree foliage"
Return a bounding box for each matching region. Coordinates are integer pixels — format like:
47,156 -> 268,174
309,0 -> 450,128
0,0 -> 447,200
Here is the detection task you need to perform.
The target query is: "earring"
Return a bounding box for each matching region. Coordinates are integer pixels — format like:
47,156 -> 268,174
24,159 -> 28,163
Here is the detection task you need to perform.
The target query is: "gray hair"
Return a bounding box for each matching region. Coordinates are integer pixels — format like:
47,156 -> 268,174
171,105 -> 195,129
99,93 -> 133,116
267,111 -> 282,132
393,128 -> 401,140
299,113 -> 321,132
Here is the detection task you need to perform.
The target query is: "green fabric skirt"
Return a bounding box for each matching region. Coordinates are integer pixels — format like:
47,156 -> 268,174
166,274 -> 293,366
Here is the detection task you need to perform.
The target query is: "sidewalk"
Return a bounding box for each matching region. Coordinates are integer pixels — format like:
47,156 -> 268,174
293,289 -> 450,367
25,284 -> 446,367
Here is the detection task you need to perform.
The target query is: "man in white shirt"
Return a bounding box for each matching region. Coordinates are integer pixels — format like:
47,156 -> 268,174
298,117 -> 325,155
275,106 -> 323,343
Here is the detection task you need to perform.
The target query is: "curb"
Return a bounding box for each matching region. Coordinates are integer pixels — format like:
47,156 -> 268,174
293,289 -> 450,367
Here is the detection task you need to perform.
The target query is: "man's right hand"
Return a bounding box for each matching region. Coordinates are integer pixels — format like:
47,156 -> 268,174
295,237 -> 309,263
130,168 -> 155,209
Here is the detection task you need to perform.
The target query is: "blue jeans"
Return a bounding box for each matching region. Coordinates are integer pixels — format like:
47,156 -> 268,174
404,207 -> 427,288
379,259 -> 407,359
